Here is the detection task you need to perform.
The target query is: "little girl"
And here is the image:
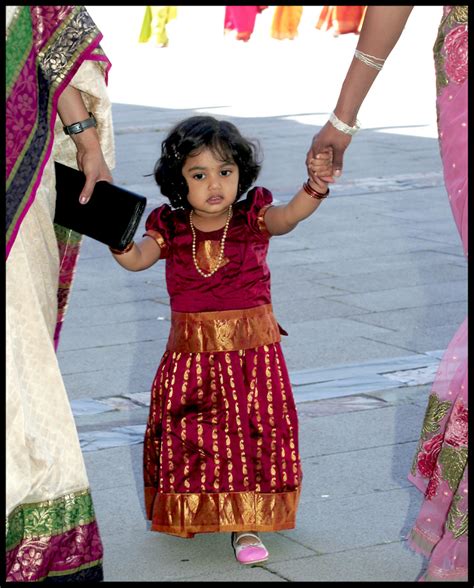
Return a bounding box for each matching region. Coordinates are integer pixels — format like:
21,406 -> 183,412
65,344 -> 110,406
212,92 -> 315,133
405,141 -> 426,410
110,115 -> 331,565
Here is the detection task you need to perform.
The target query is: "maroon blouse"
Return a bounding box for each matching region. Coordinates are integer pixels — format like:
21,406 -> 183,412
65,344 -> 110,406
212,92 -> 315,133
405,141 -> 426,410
145,187 -> 274,313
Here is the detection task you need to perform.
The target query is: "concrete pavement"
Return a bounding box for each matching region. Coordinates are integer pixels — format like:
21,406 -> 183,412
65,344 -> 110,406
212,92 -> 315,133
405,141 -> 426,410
57,6 -> 466,581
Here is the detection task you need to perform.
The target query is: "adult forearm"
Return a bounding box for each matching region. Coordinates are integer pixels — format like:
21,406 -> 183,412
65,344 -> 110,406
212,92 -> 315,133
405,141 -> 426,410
57,85 -> 89,124
57,85 -> 101,151
334,5 -> 414,124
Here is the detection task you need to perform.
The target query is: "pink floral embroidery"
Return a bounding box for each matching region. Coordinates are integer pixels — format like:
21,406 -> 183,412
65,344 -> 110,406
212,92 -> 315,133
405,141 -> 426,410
443,24 -> 468,84
417,433 -> 443,479
444,400 -> 468,448
6,63 -> 38,178
425,464 -> 441,499
15,93 -> 36,116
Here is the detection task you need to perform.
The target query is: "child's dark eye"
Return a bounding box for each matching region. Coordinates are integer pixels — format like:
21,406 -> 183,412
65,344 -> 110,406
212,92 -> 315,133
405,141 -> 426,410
221,170 -> 232,177
193,173 -> 205,180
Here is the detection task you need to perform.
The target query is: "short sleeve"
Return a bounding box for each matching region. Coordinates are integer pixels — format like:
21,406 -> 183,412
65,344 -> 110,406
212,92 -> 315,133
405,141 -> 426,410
143,204 -> 174,258
243,186 -> 274,239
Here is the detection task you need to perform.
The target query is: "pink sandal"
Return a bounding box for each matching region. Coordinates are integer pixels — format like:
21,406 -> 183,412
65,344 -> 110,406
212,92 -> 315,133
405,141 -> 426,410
231,532 -> 269,565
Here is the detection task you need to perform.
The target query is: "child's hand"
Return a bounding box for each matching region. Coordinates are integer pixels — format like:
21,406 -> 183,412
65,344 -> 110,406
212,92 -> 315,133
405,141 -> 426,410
308,173 -> 330,196
307,147 -> 334,184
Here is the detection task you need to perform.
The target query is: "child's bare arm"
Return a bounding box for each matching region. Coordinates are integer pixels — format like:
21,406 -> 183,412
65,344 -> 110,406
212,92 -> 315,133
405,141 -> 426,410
264,150 -> 331,236
110,235 -> 162,271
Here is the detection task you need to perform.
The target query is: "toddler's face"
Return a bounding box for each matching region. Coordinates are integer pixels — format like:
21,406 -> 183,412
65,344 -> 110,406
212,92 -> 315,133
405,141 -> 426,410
182,148 -> 239,218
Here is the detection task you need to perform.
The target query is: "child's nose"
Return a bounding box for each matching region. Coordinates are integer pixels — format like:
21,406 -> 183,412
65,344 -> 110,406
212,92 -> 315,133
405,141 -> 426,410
209,175 -> 221,188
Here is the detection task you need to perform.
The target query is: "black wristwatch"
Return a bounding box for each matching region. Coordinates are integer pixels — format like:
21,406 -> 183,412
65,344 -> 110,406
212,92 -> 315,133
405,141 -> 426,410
63,112 -> 97,135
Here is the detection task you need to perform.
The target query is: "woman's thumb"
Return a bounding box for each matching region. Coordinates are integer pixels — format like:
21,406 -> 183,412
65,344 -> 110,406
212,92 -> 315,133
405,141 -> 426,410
79,176 -> 96,204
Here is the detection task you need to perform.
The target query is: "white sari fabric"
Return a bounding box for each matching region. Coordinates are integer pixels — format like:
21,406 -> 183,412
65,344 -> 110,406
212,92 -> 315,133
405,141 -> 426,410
6,6 -> 115,580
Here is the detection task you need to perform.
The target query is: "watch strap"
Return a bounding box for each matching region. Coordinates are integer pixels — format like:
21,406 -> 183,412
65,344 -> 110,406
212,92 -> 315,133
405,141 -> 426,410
63,112 -> 97,136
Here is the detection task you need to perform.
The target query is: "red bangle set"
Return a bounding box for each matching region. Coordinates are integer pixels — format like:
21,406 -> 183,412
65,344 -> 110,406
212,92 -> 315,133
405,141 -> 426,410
303,180 -> 329,200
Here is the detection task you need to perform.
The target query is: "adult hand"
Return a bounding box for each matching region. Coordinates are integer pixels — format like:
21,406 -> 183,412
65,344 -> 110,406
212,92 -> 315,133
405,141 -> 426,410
57,86 -> 113,202
306,120 -> 353,182
76,144 -> 113,204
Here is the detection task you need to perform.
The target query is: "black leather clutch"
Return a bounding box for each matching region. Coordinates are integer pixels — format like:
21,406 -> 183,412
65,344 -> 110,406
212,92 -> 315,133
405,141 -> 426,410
54,162 -> 147,250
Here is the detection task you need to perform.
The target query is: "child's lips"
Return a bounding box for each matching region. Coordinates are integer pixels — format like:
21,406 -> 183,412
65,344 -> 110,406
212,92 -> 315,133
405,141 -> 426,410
207,195 -> 223,204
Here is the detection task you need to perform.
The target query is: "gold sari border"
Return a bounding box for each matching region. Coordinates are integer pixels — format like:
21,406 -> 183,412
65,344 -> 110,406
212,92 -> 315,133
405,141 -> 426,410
6,488 -> 96,551
166,303 -> 281,353
146,488 -> 300,538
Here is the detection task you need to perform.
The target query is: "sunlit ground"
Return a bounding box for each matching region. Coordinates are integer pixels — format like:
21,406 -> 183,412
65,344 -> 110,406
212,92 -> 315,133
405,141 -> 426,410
87,6 -> 443,138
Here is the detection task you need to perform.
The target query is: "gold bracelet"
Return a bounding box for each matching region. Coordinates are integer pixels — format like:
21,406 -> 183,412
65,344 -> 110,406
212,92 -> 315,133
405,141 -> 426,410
303,180 -> 329,200
110,240 -> 134,255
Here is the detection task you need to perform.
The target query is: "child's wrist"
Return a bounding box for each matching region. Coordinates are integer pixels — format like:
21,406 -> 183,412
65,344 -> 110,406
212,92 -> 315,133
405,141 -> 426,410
302,179 -> 329,200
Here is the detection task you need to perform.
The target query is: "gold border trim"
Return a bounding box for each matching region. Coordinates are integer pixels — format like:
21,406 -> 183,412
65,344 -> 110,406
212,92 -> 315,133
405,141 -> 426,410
146,488 -> 300,537
166,304 -> 281,352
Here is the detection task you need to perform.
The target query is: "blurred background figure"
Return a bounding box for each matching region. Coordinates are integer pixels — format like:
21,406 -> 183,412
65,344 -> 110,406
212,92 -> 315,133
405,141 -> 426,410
224,6 -> 267,42
316,6 -> 367,37
139,6 -> 177,48
271,5 -> 303,40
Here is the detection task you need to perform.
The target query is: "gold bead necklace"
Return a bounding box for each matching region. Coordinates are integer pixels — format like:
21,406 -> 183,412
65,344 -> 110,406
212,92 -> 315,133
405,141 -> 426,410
189,206 -> 233,278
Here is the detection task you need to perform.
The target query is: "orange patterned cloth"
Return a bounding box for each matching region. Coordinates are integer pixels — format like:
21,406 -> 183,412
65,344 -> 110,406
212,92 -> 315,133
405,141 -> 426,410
316,6 -> 367,35
271,6 -> 303,40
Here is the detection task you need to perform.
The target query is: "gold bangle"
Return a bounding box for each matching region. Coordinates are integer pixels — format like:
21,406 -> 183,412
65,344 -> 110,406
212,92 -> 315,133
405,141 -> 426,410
303,180 -> 329,200
110,240 -> 134,255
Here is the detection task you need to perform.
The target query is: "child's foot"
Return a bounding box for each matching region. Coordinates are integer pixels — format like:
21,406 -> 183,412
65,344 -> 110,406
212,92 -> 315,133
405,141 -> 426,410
231,532 -> 269,565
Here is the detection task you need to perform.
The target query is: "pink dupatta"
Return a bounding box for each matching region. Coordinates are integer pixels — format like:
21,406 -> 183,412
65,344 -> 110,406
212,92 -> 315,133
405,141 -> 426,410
407,6 -> 468,582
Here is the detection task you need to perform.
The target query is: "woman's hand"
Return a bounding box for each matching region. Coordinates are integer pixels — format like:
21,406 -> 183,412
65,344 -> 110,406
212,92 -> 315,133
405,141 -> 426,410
73,130 -> 113,204
306,120 -> 353,182
57,85 -> 113,203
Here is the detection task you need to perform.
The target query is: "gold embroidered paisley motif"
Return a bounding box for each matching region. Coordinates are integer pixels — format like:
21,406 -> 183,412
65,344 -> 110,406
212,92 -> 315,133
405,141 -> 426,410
410,392 -> 453,476
451,5 -> 468,23
438,446 -> 468,492
447,493 -> 468,539
421,393 -> 452,438
410,392 -> 468,539
196,240 -> 229,273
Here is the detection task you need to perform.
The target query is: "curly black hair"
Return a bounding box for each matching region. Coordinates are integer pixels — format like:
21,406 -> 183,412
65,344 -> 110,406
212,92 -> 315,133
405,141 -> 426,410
154,115 -> 262,209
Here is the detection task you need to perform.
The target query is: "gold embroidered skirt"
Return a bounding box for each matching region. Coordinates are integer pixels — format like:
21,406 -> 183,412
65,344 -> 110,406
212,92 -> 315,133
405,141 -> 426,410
144,305 -> 301,537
